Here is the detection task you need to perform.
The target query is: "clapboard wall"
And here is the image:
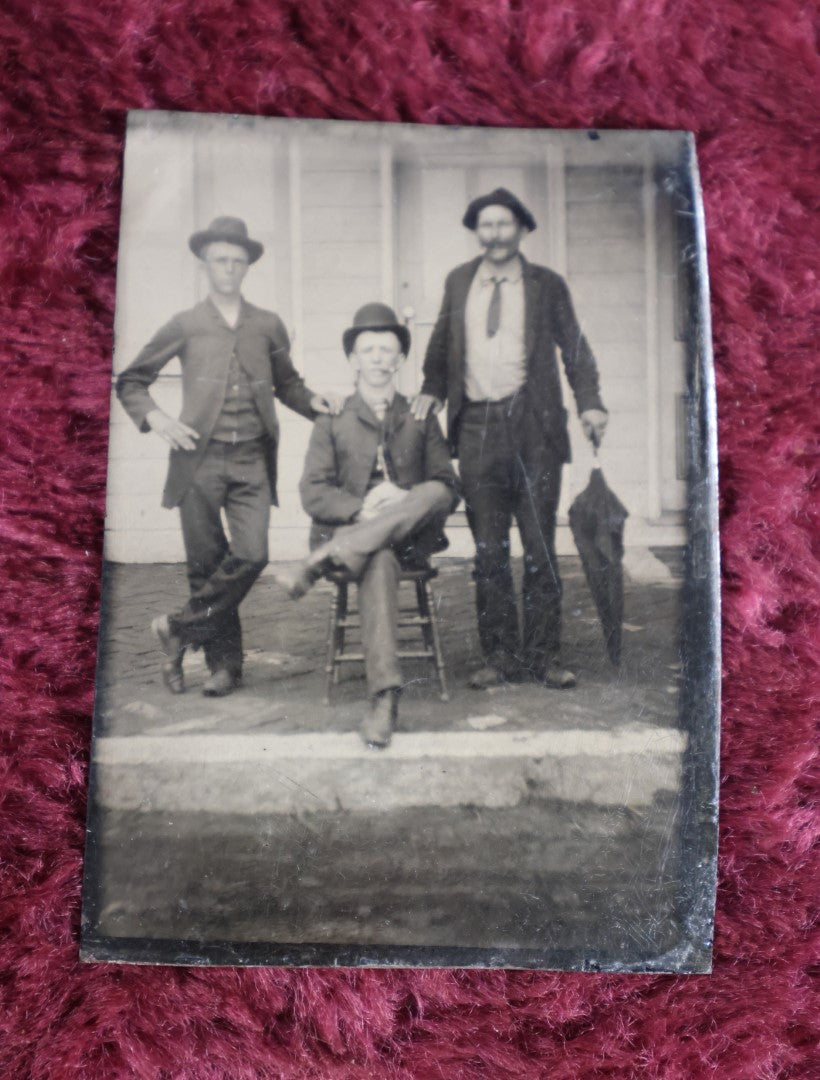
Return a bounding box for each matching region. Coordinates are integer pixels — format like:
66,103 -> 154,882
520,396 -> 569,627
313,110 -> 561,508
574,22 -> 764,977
105,118 -> 687,563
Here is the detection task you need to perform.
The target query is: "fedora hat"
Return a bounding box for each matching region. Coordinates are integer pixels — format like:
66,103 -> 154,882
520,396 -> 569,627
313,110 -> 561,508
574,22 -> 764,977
343,302 -> 411,356
188,216 -> 264,263
462,187 -> 537,232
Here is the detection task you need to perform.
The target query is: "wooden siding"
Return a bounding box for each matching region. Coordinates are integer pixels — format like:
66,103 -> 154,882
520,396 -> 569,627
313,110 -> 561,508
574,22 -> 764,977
105,134 -> 686,563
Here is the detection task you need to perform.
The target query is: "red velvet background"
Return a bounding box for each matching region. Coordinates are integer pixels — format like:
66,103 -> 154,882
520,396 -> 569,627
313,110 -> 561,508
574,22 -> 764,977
1,2 -> 817,1077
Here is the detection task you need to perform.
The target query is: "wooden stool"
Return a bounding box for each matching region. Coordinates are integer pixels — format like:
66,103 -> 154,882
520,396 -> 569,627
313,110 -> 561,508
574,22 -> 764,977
322,565 -> 449,705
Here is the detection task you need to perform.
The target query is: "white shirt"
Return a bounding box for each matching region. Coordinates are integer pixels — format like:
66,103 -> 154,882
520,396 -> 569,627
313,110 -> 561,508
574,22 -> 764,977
357,382 -> 396,422
464,256 -> 526,402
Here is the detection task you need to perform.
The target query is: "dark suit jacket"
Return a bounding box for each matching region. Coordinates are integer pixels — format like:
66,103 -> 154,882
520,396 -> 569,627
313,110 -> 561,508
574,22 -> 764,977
116,298 -> 316,507
300,391 -> 459,552
421,255 -> 606,461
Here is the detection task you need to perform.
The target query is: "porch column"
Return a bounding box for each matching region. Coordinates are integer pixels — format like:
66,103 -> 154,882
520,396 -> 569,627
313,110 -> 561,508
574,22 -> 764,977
643,153 -> 662,521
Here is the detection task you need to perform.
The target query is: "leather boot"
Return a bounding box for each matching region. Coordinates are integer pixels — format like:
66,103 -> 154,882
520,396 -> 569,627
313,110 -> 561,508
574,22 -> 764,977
274,550 -> 335,600
151,614 -> 185,694
468,665 -> 509,690
202,668 -> 242,697
359,688 -> 398,749
542,663 -> 577,689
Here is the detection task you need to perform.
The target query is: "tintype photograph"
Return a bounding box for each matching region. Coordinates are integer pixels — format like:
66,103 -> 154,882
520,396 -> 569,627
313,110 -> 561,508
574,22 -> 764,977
81,112 -> 719,971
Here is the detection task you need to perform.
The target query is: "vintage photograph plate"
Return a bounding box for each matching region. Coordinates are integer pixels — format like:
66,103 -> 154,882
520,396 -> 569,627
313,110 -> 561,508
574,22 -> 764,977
81,113 -> 720,971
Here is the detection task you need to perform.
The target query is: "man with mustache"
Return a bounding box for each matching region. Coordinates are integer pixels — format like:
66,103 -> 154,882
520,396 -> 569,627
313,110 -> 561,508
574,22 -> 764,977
412,189 -> 608,690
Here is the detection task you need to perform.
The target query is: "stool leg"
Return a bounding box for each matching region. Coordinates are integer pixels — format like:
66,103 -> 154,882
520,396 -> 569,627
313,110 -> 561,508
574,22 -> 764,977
333,582 -> 349,692
323,584 -> 339,706
425,580 -> 449,703
415,580 -> 434,653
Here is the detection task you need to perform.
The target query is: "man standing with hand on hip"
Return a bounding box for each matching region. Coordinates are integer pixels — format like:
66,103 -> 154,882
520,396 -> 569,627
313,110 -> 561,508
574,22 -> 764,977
413,188 -> 608,691
116,216 -> 342,697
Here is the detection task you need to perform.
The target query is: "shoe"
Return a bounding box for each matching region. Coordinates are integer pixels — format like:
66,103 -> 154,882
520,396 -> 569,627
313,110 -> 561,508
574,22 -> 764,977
396,551 -> 431,573
202,669 -> 242,697
273,553 -> 332,600
542,664 -> 577,690
273,568 -> 317,600
359,689 -> 398,749
151,615 -> 185,694
467,665 -> 514,690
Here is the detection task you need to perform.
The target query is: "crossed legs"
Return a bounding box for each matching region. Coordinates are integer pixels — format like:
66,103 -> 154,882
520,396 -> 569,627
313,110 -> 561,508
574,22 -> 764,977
154,440 -> 270,694
279,480 -> 453,747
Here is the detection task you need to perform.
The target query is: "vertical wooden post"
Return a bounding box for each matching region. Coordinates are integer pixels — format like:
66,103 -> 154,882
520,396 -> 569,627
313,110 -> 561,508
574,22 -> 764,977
546,142 -> 573,514
545,144 -> 567,276
380,142 -> 395,305
192,130 -> 212,304
643,152 -> 662,521
288,135 -> 304,372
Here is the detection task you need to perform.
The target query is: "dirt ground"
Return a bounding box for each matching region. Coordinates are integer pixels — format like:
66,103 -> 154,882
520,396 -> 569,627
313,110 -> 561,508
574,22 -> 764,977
94,556 -> 683,738
92,795 -> 682,963
85,556 -> 688,966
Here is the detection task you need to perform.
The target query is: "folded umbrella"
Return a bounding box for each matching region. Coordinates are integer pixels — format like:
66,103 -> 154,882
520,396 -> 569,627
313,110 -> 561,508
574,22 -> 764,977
568,455 -> 629,666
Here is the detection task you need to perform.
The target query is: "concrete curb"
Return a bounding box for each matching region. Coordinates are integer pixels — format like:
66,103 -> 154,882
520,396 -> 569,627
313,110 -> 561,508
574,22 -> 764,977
94,725 -> 687,813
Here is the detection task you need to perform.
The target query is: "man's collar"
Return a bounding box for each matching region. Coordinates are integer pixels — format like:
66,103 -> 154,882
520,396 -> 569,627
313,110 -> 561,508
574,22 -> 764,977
205,294 -> 248,328
356,382 -> 396,412
477,253 -> 523,284
350,388 -> 409,429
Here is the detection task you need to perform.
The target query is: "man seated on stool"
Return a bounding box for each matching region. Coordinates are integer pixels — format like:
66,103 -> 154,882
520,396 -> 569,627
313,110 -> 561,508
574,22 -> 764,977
276,303 -> 459,749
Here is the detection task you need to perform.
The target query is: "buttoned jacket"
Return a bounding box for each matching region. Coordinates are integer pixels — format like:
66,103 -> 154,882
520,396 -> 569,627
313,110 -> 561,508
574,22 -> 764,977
116,298 -> 315,507
300,391 -> 459,550
421,255 -> 606,461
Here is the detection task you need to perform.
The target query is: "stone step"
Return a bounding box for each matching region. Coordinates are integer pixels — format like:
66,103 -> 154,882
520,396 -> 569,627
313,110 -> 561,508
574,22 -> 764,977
93,725 -> 686,814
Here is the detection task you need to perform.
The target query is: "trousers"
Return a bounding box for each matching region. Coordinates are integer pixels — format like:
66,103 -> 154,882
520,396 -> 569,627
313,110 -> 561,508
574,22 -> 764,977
315,481 -> 454,696
171,438 -> 270,675
458,396 -> 563,678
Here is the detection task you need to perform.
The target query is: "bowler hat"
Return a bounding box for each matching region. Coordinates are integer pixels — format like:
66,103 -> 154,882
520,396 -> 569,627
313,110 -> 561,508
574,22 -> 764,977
343,303 -> 411,357
462,187 -> 537,232
188,216 -> 264,263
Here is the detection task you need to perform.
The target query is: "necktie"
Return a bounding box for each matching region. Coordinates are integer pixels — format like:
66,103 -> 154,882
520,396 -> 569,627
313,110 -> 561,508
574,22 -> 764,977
370,399 -> 390,478
486,276 -> 504,338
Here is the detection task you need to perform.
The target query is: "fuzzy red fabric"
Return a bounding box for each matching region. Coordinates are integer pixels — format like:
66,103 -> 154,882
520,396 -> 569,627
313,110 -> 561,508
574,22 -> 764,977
1,1 -> 817,1077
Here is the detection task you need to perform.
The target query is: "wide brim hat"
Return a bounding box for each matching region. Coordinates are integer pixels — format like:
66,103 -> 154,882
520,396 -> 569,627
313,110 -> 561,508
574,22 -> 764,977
462,187 -> 537,232
343,302 -> 411,356
188,216 -> 264,263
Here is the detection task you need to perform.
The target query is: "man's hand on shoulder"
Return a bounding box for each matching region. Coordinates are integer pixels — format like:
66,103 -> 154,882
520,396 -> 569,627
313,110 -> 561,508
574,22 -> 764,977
411,393 -> 443,422
311,391 -> 346,416
580,408 -> 609,447
146,409 -> 199,451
